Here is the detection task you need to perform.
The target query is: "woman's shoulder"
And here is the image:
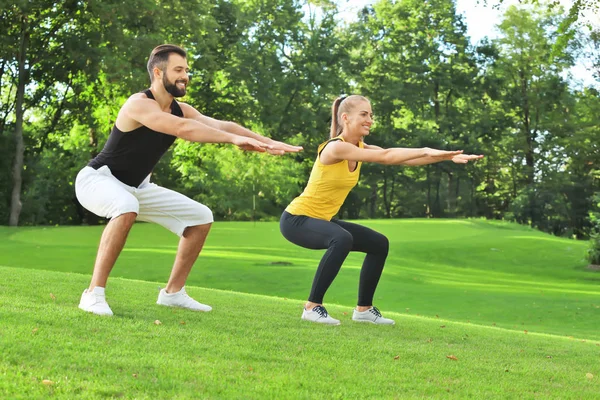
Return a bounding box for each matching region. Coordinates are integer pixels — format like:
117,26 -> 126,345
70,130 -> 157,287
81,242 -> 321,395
317,136 -> 343,152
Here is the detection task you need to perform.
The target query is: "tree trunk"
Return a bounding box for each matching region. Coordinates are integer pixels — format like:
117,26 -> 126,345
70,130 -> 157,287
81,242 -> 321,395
470,177 -> 475,217
433,80 -> 440,125
446,170 -> 455,217
369,184 -> 377,218
387,172 -> 396,218
426,166 -> 431,217
434,169 -> 441,217
519,67 -> 538,226
9,16 -> 29,227
382,170 -> 390,218
89,127 -> 99,158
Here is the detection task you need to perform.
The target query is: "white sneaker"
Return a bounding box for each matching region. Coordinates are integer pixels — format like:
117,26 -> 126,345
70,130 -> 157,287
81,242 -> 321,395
156,287 -> 212,312
352,306 -> 395,325
301,305 -> 340,325
79,287 -> 113,316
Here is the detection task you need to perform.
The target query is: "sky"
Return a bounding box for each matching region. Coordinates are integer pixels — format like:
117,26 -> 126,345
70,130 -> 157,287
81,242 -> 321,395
334,0 -> 598,88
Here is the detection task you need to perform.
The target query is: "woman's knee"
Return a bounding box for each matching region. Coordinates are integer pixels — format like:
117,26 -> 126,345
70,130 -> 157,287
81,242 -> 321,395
331,230 -> 354,251
372,232 -> 389,255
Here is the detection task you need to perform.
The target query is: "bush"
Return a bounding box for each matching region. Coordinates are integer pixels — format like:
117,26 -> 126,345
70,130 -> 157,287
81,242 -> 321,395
587,193 -> 600,265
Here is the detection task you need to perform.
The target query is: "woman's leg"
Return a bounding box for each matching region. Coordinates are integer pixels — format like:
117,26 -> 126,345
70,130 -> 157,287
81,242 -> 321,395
332,220 -> 389,307
280,212 -> 353,304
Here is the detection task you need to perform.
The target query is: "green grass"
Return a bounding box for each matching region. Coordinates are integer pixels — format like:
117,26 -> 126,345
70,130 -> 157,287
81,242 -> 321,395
1,219 -> 599,398
1,219 -> 598,338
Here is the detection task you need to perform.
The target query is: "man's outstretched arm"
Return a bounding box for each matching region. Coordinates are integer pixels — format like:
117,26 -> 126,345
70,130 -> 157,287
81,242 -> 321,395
120,96 -> 269,152
179,102 -> 303,154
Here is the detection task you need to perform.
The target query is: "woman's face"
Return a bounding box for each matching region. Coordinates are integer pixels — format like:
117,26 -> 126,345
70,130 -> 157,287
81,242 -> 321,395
342,100 -> 373,138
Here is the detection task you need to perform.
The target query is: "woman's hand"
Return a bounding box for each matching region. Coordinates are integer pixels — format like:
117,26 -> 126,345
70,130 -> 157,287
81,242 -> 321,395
424,147 -> 464,160
451,154 -> 484,164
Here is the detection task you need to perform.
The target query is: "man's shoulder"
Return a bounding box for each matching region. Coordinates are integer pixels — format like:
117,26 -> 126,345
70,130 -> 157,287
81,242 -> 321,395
120,92 -> 154,110
128,92 -> 150,101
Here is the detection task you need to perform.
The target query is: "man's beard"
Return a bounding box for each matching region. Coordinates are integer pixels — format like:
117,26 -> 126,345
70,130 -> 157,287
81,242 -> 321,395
163,73 -> 187,97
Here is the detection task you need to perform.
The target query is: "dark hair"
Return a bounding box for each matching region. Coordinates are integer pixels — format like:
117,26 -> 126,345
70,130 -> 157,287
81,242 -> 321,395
147,44 -> 187,82
330,95 -> 370,138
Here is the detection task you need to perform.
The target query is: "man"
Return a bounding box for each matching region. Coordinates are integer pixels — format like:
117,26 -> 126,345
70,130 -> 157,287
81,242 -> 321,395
75,44 -> 302,316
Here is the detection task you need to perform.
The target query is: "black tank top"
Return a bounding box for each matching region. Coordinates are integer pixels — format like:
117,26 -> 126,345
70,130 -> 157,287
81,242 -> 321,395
88,89 -> 182,187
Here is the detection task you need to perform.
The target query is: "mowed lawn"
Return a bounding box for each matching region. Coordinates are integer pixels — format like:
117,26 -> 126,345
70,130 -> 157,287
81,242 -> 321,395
1,219 -> 598,339
1,219 -> 599,399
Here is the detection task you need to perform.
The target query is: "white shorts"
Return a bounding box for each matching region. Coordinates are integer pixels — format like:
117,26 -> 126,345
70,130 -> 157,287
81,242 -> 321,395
75,166 -> 213,236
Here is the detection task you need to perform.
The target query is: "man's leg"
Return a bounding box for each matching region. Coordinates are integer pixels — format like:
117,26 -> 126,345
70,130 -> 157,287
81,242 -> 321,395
134,182 -> 214,310
165,223 -> 212,293
89,212 -> 137,290
75,165 -> 140,315
155,223 -> 213,311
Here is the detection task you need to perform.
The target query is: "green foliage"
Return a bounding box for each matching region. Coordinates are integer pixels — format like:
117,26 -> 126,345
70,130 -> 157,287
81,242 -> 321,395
344,0 -> 488,218
171,141 -> 306,220
1,0 -> 598,244
587,193 -> 600,264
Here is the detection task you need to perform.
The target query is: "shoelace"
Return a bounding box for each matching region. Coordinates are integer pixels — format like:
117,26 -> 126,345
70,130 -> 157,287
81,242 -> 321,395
89,291 -> 105,303
180,291 -> 197,303
312,305 -> 328,317
369,307 -> 382,318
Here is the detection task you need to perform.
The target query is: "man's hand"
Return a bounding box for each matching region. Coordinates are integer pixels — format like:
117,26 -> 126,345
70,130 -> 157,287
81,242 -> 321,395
451,154 -> 484,164
268,140 -> 303,154
233,136 -> 269,152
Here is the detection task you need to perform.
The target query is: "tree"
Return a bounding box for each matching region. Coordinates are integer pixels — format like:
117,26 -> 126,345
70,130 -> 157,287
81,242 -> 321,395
0,0 -> 218,225
170,0 -> 350,217
344,0 -> 485,218
491,4 -> 578,228
480,0 -> 600,57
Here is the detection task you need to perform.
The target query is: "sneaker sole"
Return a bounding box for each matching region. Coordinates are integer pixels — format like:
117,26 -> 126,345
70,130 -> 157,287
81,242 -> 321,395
301,317 -> 341,326
352,319 -> 395,325
78,305 -> 113,316
156,303 -> 212,312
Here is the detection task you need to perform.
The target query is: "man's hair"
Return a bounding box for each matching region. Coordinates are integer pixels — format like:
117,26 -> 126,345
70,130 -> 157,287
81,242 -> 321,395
147,44 -> 187,82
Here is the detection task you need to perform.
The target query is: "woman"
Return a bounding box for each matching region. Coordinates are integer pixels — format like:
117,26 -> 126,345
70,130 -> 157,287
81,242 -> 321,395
280,95 -> 483,325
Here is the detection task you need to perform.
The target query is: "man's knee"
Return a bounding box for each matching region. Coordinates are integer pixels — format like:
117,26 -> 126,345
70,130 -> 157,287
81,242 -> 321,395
195,203 -> 213,223
113,212 -> 138,224
182,222 -> 212,238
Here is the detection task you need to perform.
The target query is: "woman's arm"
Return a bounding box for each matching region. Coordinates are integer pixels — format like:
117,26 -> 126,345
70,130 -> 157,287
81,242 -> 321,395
321,141 -> 463,165
402,153 -> 484,166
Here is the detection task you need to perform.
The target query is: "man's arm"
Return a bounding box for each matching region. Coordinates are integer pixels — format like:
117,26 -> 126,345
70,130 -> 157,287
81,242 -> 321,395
119,96 -> 268,152
179,102 -> 302,154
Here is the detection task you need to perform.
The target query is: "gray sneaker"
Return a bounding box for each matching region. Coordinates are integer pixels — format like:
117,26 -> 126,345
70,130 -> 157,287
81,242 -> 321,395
79,287 -> 113,316
352,306 -> 395,325
301,305 -> 341,325
157,287 -> 212,312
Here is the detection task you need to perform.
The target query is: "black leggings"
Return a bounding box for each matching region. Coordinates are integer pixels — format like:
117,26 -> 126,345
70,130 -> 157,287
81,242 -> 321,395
280,211 -> 389,306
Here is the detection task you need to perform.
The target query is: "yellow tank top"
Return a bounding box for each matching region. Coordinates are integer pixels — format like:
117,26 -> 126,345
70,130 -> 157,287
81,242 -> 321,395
285,136 -> 363,221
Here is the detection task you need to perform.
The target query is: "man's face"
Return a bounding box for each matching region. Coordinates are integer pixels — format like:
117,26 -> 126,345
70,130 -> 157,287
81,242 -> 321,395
162,54 -> 189,97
